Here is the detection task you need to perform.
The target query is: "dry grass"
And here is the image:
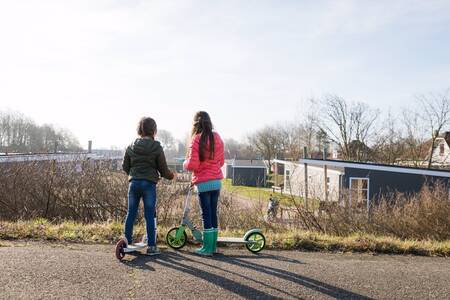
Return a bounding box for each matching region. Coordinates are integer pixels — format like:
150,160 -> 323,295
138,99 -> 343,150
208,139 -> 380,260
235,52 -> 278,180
0,219 -> 448,256
0,159 -> 189,223
1,160 -> 450,256
284,184 -> 450,241
222,179 -> 302,206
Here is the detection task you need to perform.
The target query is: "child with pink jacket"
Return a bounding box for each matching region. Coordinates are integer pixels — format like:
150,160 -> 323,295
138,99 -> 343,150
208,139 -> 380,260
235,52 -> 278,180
183,111 -> 224,256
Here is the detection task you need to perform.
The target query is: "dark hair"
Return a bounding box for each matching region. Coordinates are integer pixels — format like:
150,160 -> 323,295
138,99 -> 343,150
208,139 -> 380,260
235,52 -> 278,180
191,111 -> 214,162
137,117 -> 157,137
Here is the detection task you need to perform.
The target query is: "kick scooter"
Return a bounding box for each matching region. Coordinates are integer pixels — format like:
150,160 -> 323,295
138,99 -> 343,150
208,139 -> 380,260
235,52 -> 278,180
165,187 -> 266,253
115,235 -> 147,260
115,214 -> 158,260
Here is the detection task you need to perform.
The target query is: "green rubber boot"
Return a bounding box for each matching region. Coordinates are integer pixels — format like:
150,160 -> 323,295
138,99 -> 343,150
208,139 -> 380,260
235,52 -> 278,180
212,228 -> 218,254
195,229 -> 213,256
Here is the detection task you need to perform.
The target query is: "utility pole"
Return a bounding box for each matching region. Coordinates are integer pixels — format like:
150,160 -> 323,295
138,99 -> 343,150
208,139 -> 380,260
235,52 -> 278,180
303,146 -> 308,210
323,147 -> 328,202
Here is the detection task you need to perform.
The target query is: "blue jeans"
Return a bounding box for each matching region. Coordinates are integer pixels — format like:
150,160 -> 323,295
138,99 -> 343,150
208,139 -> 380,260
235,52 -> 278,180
198,189 -> 220,230
124,179 -> 157,246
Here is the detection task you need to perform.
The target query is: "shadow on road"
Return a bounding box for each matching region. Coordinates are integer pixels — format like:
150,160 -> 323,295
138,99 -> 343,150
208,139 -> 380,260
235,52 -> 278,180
221,252 -> 305,264
122,250 -> 374,299
154,251 -> 275,299
120,253 -> 156,271
218,254 -> 375,300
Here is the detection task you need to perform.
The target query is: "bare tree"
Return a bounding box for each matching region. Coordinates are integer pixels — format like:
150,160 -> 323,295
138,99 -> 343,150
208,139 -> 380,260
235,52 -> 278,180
417,90 -> 450,168
277,123 -> 301,160
372,111 -> 405,164
248,126 -> 282,171
316,95 -> 379,161
0,110 -> 81,154
400,109 -> 428,167
157,129 -> 175,151
224,138 -> 257,160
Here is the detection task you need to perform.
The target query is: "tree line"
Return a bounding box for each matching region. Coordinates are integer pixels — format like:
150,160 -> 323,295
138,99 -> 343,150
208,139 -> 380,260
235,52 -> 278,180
227,90 -> 450,170
0,110 -> 82,154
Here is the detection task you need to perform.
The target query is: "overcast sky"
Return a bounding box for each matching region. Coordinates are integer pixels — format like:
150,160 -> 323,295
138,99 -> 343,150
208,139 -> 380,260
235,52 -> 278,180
1,0 -> 450,149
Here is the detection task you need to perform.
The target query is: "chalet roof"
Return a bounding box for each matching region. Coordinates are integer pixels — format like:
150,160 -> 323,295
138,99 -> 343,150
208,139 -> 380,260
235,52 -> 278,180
300,158 -> 450,178
420,131 -> 450,159
232,159 -> 266,168
273,159 -> 343,174
437,131 -> 450,146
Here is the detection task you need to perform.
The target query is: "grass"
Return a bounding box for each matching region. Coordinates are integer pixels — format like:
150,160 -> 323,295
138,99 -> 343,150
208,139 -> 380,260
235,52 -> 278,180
222,179 -> 302,206
1,219 -> 449,257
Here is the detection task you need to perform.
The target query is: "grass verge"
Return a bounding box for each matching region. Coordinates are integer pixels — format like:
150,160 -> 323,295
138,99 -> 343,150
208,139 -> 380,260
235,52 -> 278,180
1,219 -> 449,257
222,179 -> 302,206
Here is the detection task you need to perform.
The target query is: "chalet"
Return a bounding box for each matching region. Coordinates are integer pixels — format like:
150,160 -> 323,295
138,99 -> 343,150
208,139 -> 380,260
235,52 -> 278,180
228,159 -> 267,187
275,158 -> 450,209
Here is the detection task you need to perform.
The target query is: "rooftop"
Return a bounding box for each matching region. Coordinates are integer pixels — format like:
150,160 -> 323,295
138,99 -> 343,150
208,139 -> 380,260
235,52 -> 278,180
300,158 -> 450,178
232,159 -> 266,168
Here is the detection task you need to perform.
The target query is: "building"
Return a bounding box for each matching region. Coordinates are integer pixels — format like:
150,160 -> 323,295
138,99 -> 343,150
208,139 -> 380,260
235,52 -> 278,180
231,159 -> 267,187
275,158 -> 450,209
274,159 -> 342,202
0,152 -> 123,171
429,132 -> 450,168
222,159 -> 234,179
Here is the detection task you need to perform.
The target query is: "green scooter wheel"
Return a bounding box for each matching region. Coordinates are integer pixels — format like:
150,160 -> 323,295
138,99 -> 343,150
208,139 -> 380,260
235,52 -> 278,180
245,232 -> 266,253
166,227 -> 188,250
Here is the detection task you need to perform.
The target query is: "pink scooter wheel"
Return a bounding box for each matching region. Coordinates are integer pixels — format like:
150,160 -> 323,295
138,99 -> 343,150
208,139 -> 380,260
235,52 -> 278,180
115,239 -> 127,260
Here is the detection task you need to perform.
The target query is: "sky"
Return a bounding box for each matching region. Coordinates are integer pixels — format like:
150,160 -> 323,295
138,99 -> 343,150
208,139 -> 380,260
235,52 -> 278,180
1,0 -> 450,149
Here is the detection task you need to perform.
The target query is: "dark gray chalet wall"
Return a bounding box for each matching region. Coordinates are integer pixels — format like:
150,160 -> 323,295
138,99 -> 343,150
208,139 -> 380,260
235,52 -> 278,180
232,168 -> 266,187
342,167 -> 450,202
226,164 -> 233,179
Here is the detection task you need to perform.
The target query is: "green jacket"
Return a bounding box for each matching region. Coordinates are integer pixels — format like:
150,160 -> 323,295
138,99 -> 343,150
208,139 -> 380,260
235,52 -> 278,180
122,137 -> 174,183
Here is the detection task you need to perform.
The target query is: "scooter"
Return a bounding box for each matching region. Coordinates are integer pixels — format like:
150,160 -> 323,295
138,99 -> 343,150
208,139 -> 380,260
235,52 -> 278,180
115,215 -> 158,260
165,187 -> 266,253
115,236 -> 147,260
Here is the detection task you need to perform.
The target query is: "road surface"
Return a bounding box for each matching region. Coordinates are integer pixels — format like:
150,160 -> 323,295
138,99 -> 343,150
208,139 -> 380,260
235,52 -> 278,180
0,241 -> 449,299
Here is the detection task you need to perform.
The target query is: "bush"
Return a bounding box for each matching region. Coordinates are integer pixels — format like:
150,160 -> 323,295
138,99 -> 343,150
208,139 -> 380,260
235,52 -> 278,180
0,160 -> 275,232
287,184 -> 450,241
0,159 -> 184,223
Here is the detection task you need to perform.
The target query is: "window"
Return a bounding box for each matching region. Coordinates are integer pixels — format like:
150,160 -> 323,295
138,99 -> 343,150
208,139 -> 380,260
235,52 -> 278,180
350,178 -> 369,208
326,177 -> 330,194
285,169 -> 291,191
440,143 -> 445,156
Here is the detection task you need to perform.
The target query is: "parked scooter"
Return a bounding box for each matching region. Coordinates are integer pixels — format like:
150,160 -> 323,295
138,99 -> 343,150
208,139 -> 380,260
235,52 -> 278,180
166,187 -> 266,253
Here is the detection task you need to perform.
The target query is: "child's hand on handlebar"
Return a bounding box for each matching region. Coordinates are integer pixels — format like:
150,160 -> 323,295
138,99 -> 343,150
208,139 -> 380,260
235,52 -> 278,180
172,170 -> 178,181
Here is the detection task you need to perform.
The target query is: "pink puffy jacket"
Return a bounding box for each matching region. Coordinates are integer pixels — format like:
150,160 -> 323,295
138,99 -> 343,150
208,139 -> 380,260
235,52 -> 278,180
183,132 -> 225,184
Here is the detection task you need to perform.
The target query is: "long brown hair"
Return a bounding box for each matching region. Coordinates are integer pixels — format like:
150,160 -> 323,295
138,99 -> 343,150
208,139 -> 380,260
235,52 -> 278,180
191,111 -> 214,161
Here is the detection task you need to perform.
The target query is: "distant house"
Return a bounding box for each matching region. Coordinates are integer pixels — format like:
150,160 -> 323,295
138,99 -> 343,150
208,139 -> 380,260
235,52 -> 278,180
230,159 -> 267,187
0,153 -> 96,163
275,158 -> 450,209
0,152 -> 123,171
429,132 -> 450,168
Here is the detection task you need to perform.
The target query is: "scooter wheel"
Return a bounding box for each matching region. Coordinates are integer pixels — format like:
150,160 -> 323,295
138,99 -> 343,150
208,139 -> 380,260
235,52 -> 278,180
245,232 -> 266,253
115,239 -> 127,260
166,227 -> 187,250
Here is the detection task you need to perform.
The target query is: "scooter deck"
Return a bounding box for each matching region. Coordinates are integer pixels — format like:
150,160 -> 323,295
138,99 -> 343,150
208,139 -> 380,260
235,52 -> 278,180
217,237 -> 247,244
124,242 -> 147,253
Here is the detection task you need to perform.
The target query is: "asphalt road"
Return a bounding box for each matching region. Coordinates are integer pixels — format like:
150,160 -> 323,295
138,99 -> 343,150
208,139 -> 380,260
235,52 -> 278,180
1,241 -> 449,300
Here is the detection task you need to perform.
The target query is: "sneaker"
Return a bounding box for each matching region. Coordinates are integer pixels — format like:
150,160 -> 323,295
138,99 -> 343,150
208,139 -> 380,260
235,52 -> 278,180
145,246 -> 161,256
